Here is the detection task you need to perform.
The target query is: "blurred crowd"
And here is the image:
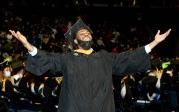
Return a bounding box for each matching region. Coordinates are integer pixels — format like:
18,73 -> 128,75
113,64 -> 179,112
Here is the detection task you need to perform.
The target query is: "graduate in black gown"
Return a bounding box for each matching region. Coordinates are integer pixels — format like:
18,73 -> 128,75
9,19 -> 171,112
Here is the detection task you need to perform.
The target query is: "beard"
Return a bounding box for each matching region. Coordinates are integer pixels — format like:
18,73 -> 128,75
77,39 -> 93,50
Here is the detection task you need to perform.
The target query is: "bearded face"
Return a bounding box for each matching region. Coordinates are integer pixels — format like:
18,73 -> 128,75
75,29 -> 93,50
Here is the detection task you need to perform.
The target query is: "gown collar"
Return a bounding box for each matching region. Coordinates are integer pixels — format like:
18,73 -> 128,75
74,48 -> 94,55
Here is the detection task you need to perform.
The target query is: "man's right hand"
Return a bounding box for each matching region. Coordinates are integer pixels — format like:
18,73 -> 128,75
9,30 -> 34,52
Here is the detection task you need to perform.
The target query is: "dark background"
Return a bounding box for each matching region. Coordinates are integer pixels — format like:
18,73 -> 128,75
0,0 -> 179,57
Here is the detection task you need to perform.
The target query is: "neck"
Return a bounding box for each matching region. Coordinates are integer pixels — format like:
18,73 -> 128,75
78,45 -> 91,50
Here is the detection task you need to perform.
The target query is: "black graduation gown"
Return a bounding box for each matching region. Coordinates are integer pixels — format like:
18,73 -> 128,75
26,47 -> 151,112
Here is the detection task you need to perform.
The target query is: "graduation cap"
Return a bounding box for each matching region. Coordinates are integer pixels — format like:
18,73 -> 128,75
64,19 -> 93,43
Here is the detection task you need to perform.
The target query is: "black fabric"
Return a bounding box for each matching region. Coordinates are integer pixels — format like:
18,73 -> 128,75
26,47 -> 151,112
0,99 -> 9,112
141,76 -> 158,95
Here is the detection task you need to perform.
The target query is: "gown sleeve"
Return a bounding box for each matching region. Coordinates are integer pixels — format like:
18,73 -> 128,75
25,49 -> 65,76
112,47 -> 151,75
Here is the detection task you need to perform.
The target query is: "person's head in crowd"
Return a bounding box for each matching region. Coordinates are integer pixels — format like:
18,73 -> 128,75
64,19 -> 93,50
3,66 -> 12,78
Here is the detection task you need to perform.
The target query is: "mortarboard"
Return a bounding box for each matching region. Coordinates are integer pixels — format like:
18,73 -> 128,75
64,19 -> 93,43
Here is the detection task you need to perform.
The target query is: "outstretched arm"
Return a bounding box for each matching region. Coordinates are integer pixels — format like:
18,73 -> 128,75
112,29 -> 171,75
9,30 -> 64,76
146,29 -> 171,52
9,30 -> 34,52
